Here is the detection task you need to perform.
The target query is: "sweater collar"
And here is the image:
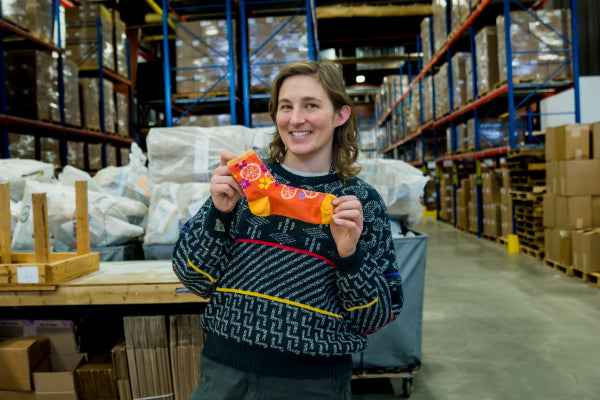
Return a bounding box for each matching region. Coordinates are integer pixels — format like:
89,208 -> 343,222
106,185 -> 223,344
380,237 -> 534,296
268,162 -> 340,186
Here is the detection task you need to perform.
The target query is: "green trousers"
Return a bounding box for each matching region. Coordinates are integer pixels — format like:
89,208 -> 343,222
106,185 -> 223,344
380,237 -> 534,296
189,356 -> 352,400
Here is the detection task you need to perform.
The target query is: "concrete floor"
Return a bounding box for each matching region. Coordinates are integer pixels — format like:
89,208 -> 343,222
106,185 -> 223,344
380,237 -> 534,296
352,217 -> 600,400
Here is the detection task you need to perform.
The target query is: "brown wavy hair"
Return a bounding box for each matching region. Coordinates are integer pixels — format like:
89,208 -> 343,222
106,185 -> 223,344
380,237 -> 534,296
266,60 -> 361,181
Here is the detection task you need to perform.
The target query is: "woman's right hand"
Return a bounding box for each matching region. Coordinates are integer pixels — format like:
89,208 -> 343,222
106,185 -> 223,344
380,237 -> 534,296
210,151 -> 245,213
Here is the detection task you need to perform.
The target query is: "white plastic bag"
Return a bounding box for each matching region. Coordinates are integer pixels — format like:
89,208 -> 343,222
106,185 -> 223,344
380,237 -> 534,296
12,181 -> 148,252
144,181 -> 212,246
0,159 -> 56,201
147,125 -> 257,185
92,143 -> 151,205
358,158 -> 431,228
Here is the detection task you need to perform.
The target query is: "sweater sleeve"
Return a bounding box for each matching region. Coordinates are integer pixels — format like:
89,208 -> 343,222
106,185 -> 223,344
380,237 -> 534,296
334,188 -> 403,335
172,198 -> 236,298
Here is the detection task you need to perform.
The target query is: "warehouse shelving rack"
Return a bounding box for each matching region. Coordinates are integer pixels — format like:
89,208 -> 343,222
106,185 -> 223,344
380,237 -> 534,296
239,0 -> 318,127
160,0 -> 237,127
0,0 -> 136,168
374,0 -> 580,237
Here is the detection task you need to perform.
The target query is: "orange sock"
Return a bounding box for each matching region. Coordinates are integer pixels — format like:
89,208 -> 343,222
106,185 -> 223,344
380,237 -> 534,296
227,150 -> 336,224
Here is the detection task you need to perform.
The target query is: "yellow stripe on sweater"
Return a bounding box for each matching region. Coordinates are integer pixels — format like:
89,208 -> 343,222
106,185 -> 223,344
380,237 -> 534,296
345,296 -> 378,311
188,258 -> 218,282
216,287 -> 344,319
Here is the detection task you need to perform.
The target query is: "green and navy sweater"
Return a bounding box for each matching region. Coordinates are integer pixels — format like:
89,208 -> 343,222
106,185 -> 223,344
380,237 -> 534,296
172,162 -> 403,378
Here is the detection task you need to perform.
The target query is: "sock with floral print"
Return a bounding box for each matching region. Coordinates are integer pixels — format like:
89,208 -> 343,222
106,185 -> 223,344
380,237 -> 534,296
227,150 -> 336,224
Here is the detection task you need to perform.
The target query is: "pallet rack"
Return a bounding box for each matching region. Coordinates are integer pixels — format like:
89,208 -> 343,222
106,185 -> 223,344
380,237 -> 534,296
239,0 -> 318,127
160,0 -> 237,127
374,0 -> 581,238
0,0 -> 136,169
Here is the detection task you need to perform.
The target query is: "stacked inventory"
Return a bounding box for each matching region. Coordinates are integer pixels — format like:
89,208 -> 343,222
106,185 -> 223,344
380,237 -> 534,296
64,4 -> 115,72
439,169 -> 454,224
507,148 -> 545,259
175,19 -> 234,96
482,169 -> 505,240
543,123 -> 600,282
247,15 -> 309,93
497,10 -> 572,84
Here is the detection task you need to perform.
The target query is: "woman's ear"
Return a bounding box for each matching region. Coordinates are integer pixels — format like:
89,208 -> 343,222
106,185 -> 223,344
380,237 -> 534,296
335,105 -> 352,127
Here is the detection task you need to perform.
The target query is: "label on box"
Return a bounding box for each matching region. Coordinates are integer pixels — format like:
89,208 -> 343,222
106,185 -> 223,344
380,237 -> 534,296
17,266 -> 39,284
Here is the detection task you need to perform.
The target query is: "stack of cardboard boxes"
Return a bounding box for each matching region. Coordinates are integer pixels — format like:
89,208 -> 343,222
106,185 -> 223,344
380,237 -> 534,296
0,319 -> 86,400
544,123 -> 600,277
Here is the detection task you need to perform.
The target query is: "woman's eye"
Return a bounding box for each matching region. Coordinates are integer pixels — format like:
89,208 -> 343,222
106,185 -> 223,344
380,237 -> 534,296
306,103 -> 318,109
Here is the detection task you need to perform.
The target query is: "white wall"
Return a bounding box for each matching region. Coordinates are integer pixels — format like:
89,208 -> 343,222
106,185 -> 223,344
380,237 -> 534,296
540,76 -> 600,129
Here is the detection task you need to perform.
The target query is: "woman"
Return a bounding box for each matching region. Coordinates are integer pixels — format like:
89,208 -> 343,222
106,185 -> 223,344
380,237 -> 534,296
173,60 -> 403,399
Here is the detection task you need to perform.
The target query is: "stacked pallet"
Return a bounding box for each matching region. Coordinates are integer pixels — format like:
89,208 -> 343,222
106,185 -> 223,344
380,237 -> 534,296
507,147 -> 546,260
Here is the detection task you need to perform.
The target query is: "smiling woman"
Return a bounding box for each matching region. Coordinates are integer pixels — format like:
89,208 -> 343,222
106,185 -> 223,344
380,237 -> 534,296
173,60 -> 403,400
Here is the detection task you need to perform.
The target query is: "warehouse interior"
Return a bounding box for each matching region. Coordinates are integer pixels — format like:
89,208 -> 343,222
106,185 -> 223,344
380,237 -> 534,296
1,0 -> 600,399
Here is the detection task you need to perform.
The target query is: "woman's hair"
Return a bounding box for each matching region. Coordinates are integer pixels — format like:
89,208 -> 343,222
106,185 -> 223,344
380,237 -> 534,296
266,60 -> 361,181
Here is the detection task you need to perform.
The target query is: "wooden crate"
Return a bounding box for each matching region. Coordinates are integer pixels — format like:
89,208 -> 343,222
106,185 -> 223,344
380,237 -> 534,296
0,181 -> 99,290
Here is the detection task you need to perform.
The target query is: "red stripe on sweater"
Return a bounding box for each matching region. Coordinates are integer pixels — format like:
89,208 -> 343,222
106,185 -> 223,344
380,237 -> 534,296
235,238 -> 336,266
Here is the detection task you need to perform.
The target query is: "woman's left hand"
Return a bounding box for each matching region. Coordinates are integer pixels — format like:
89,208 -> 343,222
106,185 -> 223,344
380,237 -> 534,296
330,195 -> 363,258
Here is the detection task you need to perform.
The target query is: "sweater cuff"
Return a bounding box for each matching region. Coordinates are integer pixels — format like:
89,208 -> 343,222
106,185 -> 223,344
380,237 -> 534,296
334,244 -> 364,275
204,201 -> 236,235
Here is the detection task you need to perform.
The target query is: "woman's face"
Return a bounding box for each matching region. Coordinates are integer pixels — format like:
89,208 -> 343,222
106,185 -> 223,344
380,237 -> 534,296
275,74 -> 350,172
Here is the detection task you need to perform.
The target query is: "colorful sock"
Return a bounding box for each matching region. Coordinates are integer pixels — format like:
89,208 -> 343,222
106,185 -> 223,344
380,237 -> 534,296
227,150 -> 336,224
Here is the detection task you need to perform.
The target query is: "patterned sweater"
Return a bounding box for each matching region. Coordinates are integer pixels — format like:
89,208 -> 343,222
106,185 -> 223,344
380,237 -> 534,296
172,162 -> 403,378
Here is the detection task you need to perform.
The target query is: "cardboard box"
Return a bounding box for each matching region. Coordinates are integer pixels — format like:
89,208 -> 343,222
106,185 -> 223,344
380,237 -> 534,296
558,160 -> 600,196
545,229 -> 554,260
482,172 -> 502,204
0,320 -> 78,354
555,196 -> 600,230
543,194 -> 555,228
571,228 -> 600,272
0,337 -> 50,391
545,124 -> 591,161
0,390 -> 36,400
593,123 -> 600,159
554,229 -> 571,266
546,160 -> 558,194
33,353 -> 86,400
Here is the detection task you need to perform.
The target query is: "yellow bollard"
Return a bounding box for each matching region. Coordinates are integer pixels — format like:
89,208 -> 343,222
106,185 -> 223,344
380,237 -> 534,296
507,234 -> 520,254
423,209 -> 437,220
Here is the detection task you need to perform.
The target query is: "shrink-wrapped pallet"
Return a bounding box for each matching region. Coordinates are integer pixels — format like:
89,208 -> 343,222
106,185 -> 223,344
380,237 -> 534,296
497,9 -> 572,83
434,63 -> 449,118
64,3 -> 115,71
175,20 -> 234,95
116,91 -> 129,137
432,0 -> 447,53
420,17 -> 432,66
5,50 -> 59,122
248,15 -> 308,92
451,52 -> 471,109
475,26 -> 500,94
63,58 -> 82,127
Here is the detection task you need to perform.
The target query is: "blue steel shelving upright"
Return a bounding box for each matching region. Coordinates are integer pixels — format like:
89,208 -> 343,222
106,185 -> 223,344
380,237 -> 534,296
374,0 -> 581,237
161,0 -> 237,127
239,0 -> 318,127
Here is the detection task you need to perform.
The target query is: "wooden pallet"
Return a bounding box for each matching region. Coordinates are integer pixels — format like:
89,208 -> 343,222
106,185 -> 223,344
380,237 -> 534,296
543,258 -> 572,276
496,236 -> 508,247
520,245 -> 544,260
570,266 -> 600,288
0,181 -> 99,290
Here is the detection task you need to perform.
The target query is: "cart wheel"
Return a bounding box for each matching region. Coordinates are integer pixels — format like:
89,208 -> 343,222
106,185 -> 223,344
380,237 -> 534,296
401,377 -> 413,398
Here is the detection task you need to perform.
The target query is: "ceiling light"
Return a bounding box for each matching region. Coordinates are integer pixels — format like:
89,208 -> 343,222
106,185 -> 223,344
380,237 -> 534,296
356,75 -> 366,83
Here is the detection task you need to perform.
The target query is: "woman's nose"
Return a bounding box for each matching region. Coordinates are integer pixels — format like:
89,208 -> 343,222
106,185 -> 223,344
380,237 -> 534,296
290,108 -> 305,124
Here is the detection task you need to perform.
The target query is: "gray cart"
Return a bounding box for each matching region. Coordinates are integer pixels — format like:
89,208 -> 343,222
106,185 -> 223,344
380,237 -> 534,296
352,231 -> 427,398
